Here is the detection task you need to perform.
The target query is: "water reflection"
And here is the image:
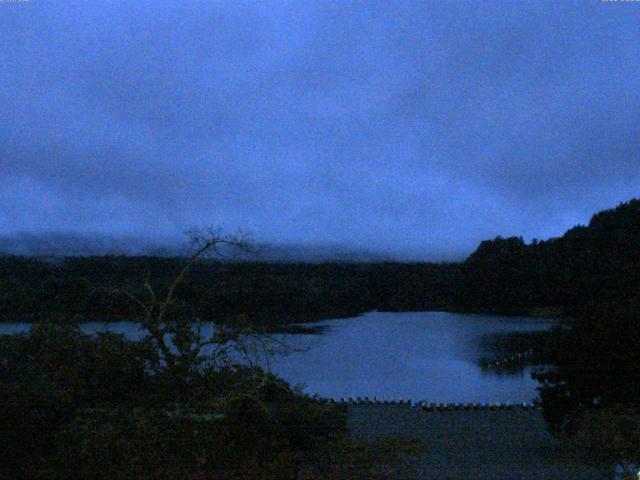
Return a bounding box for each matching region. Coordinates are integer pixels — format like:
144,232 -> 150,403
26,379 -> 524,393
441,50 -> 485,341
267,311 -> 552,402
0,311 -> 552,402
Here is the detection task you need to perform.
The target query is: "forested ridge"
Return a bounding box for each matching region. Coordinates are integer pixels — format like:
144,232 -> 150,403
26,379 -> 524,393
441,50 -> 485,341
0,256 -> 460,325
2,198 -> 639,325
459,198 -> 640,314
3,199 -> 640,478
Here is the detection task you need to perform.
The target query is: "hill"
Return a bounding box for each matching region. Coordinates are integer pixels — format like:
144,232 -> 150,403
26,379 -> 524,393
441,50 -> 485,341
0,198 -> 638,324
458,198 -> 640,314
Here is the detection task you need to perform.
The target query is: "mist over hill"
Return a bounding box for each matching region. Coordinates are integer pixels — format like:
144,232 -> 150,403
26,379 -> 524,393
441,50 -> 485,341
1,197 -> 639,324
0,232 -> 394,263
0,233 -> 178,258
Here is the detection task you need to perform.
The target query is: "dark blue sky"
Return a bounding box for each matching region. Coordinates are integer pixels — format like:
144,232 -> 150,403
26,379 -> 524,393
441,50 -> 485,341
1,1 -> 639,260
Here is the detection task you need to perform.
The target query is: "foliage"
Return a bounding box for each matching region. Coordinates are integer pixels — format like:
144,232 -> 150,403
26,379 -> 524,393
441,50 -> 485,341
560,407 -> 640,480
3,198 -> 640,326
0,323 -> 151,478
457,199 -> 640,315
533,305 -> 640,433
4,198 -> 640,477
0,321 -> 421,479
0,228 -> 422,479
533,305 -> 640,479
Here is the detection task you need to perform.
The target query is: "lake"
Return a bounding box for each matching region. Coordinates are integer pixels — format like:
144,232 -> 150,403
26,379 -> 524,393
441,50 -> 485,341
0,311 -> 552,403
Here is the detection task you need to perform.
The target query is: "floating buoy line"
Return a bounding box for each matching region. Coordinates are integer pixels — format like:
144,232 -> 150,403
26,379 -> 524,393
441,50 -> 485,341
479,348 -> 539,371
312,397 -> 540,410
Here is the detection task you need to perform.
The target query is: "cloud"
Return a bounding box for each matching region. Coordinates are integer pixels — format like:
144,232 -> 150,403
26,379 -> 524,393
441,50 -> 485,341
1,0 -> 639,259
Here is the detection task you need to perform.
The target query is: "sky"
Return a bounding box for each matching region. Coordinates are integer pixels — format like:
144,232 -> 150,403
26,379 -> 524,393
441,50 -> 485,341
1,0 -> 639,260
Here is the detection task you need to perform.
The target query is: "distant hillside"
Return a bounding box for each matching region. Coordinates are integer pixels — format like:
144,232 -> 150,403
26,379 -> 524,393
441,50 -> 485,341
0,232 -> 175,257
459,198 -> 640,314
1,198 -> 639,324
0,232 -> 393,263
251,243 -> 394,263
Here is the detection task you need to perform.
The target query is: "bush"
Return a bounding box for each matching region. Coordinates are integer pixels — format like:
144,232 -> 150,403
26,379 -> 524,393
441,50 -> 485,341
534,305 -> 640,433
560,407 -> 640,480
0,323 -> 418,479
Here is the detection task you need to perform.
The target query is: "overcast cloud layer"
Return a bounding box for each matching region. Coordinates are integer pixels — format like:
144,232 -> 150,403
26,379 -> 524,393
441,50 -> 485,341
1,1 -> 639,260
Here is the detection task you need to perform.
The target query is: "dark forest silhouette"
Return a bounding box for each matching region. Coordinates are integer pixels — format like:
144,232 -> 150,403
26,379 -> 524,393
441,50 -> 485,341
2,198 -> 640,478
2,198 -> 639,326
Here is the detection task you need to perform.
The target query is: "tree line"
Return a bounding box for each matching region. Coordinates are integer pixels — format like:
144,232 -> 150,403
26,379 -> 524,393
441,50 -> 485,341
2,198 -> 640,477
0,230 -> 421,479
2,199 -> 640,326
0,256 -> 461,326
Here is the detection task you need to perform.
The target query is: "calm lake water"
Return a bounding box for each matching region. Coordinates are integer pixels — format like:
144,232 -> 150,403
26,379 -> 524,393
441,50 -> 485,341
0,311 -> 552,403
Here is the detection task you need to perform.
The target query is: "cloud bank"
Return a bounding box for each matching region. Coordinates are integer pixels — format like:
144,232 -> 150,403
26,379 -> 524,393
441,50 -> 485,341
1,1 -> 639,259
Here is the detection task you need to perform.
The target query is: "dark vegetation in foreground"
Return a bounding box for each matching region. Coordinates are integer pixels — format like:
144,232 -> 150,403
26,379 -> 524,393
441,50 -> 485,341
0,230 -> 422,480
0,323 -> 420,480
2,198 -> 640,478
467,197 -> 640,476
532,303 -> 640,479
2,199 -> 640,327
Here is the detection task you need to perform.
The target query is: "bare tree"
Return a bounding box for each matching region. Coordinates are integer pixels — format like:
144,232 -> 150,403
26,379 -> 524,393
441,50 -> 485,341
105,227 -> 293,403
